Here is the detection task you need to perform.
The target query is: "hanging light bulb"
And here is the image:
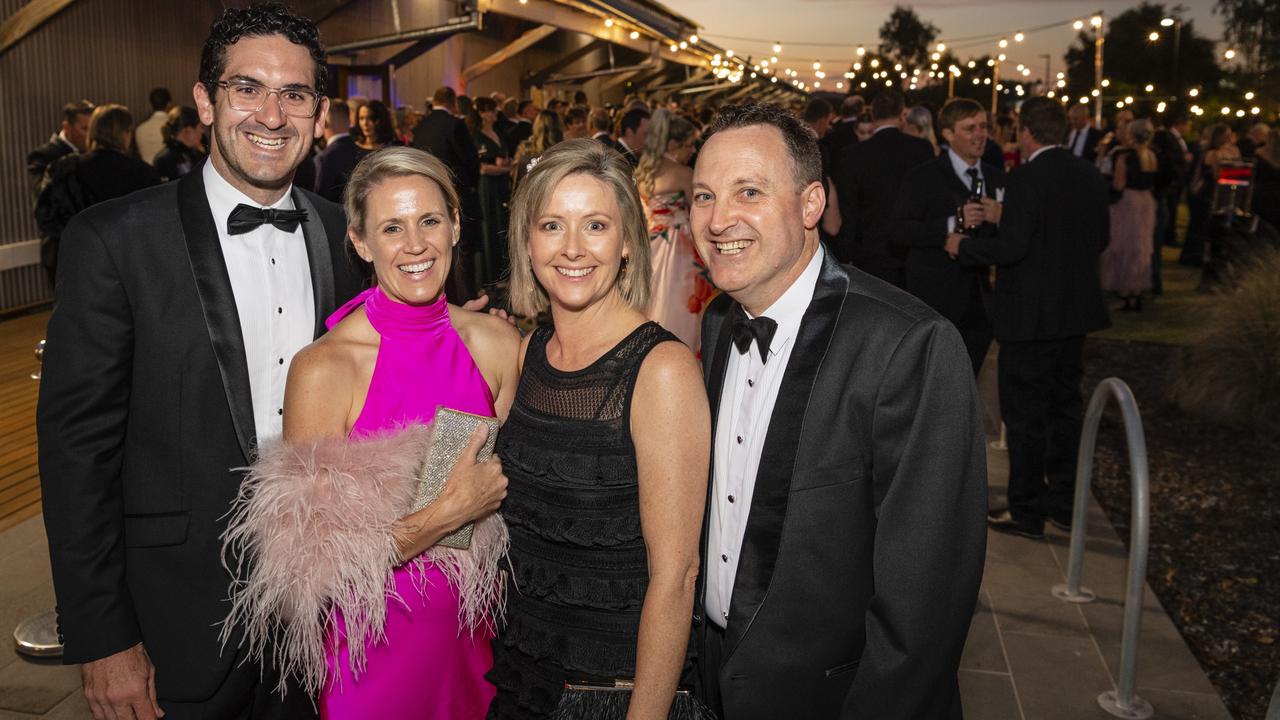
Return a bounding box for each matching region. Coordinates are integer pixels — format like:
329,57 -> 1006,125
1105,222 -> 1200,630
936,42 -> 946,52
773,42 -> 782,54
629,30 -> 639,40
998,38 -> 1008,48
689,34 -> 698,44
1074,19 -> 1085,30
604,18 -> 614,28
1014,32 -> 1025,42
1149,32 -> 1159,42
856,45 -> 866,57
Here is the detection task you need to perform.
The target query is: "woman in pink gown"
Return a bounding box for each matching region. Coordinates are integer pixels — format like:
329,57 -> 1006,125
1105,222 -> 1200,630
224,147 -> 519,718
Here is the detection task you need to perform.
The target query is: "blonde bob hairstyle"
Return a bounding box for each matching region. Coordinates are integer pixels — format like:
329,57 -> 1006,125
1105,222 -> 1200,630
507,137 -> 651,317
343,146 -> 461,238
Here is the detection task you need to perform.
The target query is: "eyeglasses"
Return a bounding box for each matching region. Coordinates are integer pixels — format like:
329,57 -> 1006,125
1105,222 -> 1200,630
212,80 -> 320,118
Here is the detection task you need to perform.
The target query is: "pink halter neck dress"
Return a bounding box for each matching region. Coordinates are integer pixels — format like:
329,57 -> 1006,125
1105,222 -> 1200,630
319,285 -> 496,719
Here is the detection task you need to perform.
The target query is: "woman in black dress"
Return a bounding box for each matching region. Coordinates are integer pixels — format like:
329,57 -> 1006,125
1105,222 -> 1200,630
488,138 -> 710,719
473,96 -> 511,287
153,106 -> 207,181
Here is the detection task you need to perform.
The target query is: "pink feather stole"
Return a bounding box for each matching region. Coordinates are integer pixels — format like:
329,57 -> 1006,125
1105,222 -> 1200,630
219,424 -> 508,695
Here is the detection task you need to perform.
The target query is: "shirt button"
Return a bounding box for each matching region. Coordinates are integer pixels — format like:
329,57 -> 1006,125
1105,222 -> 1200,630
277,408 -> 283,416
728,495 -> 736,503
277,307 -> 283,314
747,378 -> 754,387
736,435 -> 743,444
721,554 -> 728,563
271,258 -> 276,265
278,358 -> 284,365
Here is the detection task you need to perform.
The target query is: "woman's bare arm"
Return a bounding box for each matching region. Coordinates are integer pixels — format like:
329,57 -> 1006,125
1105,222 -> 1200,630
626,341 -> 710,720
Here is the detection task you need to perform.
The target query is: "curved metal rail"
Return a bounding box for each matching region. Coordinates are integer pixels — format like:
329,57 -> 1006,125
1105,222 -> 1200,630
1050,378 -> 1153,719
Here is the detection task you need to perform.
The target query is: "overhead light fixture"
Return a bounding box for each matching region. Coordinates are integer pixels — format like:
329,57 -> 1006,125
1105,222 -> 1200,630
856,45 -> 866,57
689,34 -> 698,44
1161,18 -> 1175,27
1091,15 -> 1102,27
1074,19 -> 1085,30
629,30 -> 639,39
773,42 -> 782,54
936,42 -> 946,52
1014,32 -> 1025,42
604,18 -> 614,27
1149,32 -> 1159,42
999,38 -> 1008,48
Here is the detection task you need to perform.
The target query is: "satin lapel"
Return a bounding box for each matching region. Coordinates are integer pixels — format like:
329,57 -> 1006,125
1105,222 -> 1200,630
723,253 -> 849,660
177,172 -> 256,462
697,295 -> 736,623
292,188 -> 335,339
939,155 -> 972,201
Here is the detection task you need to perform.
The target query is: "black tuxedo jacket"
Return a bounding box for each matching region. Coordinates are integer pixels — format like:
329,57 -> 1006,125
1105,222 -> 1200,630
27,136 -> 76,194
503,119 -> 533,157
833,127 -> 935,273
37,170 -> 364,700
314,134 -> 362,203
957,147 -> 1110,342
696,251 -> 987,719
413,109 -> 481,192
1066,126 -> 1103,163
823,118 -> 859,159
892,154 -> 1005,324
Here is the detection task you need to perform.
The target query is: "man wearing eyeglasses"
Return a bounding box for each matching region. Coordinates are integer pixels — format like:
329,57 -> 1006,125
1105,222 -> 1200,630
37,5 -> 363,719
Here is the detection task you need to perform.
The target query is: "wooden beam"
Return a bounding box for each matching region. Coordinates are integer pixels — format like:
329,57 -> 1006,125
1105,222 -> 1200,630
293,0 -> 354,23
0,0 -> 75,57
463,23 -> 557,83
599,69 -> 641,91
525,38 -> 605,88
385,35 -> 451,69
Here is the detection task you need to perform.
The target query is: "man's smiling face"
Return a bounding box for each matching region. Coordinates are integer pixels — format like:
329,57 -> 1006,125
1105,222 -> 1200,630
194,34 -> 328,201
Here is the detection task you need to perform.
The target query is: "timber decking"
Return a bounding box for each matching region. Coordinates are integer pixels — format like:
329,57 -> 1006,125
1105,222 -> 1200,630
0,310 -> 47,533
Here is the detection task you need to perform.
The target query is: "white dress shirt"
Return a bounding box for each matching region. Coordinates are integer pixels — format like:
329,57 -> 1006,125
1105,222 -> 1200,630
1028,145 -> 1057,164
704,245 -> 826,628
202,161 -> 315,443
135,110 -> 168,166
945,147 -> 985,233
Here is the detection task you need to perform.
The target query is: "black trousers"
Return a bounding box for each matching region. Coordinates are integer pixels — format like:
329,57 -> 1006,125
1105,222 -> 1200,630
957,283 -> 993,376
997,336 -> 1086,529
159,649 -> 316,720
696,621 -> 727,720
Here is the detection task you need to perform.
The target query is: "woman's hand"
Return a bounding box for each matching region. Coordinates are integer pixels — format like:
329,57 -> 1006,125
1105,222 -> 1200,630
393,426 -> 508,562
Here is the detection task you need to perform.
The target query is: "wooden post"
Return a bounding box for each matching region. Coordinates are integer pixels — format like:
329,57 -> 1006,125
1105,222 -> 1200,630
0,0 -> 75,57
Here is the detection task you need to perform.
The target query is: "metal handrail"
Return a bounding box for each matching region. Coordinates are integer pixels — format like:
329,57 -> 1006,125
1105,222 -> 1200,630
1050,378 -> 1153,719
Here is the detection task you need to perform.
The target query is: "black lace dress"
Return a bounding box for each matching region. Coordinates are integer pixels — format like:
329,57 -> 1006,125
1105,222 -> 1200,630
487,322 -> 690,719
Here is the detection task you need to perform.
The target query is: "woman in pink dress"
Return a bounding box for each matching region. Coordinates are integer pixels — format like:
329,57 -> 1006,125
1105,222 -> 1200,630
634,109 -> 713,351
223,147 -> 519,718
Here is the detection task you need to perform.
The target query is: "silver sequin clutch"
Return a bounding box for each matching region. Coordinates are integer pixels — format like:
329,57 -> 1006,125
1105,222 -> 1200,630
411,407 -> 500,549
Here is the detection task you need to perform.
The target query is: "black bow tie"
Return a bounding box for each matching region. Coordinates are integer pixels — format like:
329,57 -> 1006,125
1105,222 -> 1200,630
227,203 -> 308,236
731,311 -> 778,363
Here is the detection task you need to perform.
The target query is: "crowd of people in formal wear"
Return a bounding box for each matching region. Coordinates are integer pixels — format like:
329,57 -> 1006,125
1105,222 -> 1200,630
24,3 -> 1280,720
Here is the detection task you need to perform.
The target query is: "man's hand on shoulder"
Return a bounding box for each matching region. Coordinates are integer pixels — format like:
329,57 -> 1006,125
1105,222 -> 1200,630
82,642 -> 164,719
460,293 -> 516,327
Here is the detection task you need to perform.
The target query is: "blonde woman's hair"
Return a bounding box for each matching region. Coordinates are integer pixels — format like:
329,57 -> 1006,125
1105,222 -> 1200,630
515,110 -> 565,165
634,108 -> 695,196
343,146 -> 461,237
507,138 -> 651,317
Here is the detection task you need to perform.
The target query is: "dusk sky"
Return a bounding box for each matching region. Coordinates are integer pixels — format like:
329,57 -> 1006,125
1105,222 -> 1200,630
680,0 -> 1225,86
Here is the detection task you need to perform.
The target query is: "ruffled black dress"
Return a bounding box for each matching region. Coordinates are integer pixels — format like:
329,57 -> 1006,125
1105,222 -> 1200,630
487,322 -> 690,719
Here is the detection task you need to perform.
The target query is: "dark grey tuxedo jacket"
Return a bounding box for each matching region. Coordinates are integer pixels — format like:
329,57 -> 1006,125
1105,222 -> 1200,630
696,250 -> 987,719
37,170 -> 364,700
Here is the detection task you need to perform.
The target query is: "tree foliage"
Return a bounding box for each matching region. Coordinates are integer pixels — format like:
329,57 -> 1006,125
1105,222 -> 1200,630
878,5 -> 939,69
1062,2 -> 1221,103
1215,0 -> 1280,97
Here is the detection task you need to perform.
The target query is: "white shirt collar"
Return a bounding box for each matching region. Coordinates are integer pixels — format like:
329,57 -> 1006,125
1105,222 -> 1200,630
203,159 -> 295,230
1028,145 -> 1057,163
327,132 -> 350,143
872,124 -> 896,135
56,131 -> 79,153
947,147 -> 982,182
618,138 -> 635,154
747,244 -> 825,353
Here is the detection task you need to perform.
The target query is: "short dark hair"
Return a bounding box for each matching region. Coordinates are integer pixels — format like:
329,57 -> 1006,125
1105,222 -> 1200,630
474,96 -> 496,114
61,100 -> 94,125
870,90 -> 905,122
565,106 -> 588,126
1019,97 -> 1068,146
88,105 -> 134,153
938,97 -> 985,133
517,99 -> 536,116
148,87 -> 172,112
705,103 -> 822,188
619,107 -> 650,136
573,90 -> 588,106
803,98 -> 833,124
199,3 -> 327,101
432,85 -> 457,109
840,95 -> 864,118
589,107 -> 612,133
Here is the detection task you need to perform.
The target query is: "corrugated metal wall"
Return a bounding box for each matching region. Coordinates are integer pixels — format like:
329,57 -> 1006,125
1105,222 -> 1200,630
0,0 -> 226,312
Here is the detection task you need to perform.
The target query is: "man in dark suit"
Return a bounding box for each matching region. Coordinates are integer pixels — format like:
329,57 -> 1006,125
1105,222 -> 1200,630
823,95 -> 863,159
502,99 -> 538,155
37,6 -> 364,718
948,97 -> 1110,539
692,103 -> 986,720
613,106 -> 650,166
894,97 -> 1005,373
314,97 -> 359,202
413,85 -> 482,297
589,107 -> 614,146
26,100 -> 93,195
1065,103 -> 1103,163
833,90 -> 934,285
